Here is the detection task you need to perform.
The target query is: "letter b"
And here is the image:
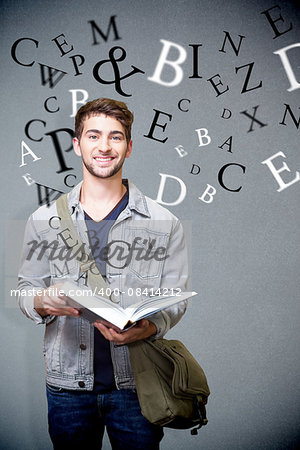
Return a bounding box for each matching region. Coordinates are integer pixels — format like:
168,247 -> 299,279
195,128 -> 211,147
148,40 -> 187,87
199,184 -> 217,203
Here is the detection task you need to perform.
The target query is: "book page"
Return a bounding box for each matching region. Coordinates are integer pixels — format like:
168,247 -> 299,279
61,280 -> 130,329
126,291 -> 197,323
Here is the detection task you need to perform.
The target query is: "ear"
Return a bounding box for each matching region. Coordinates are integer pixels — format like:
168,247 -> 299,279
73,137 -> 81,157
125,140 -> 133,158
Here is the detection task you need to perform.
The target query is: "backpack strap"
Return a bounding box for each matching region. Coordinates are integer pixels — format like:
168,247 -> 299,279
56,193 -> 111,301
190,396 -> 208,435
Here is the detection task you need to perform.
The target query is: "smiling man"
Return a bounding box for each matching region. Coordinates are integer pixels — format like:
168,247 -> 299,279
75,114 -> 132,180
17,98 -> 189,449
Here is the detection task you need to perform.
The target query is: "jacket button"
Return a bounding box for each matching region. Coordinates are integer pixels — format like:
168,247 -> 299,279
80,344 -> 87,350
110,294 -> 120,304
78,381 -> 85,388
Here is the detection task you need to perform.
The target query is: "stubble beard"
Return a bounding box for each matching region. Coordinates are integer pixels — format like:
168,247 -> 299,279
82,153 -> 127,179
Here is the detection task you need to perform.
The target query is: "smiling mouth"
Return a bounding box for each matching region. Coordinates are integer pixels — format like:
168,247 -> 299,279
93,156 -> 115,162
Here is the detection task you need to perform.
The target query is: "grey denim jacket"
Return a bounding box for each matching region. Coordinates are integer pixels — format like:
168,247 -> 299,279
17,180 -> 188,391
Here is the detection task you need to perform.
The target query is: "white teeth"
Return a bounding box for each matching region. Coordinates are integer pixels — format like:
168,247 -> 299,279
94,157 -> 113,161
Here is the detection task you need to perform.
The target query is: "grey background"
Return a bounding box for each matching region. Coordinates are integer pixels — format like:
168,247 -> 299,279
1,0 -> 299,448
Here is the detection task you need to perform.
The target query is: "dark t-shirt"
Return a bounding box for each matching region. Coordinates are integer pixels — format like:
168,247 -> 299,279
84,185 -> 129,393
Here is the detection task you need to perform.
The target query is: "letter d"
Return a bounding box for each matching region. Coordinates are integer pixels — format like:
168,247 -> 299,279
155,173 -> 186,206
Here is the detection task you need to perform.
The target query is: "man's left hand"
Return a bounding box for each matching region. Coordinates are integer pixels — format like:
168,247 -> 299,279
94,319 -> 157,344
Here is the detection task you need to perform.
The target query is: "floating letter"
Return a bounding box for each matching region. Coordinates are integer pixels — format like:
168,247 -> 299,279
148,40 -> 187,87
155,173 -> 186,206
261,151 -> 300,192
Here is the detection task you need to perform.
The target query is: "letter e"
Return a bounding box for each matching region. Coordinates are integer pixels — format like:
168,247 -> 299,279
261,151 -> 300,192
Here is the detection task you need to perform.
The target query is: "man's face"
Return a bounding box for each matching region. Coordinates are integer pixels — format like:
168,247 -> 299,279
73,114 -> 132,179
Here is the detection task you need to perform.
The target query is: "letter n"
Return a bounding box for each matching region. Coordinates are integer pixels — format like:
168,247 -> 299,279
279,104 -> 300,129
219,31 -> 245,56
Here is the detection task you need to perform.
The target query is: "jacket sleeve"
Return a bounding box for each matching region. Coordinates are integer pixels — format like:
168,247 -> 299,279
149,219 -> 189,338
17,214 -> 55,325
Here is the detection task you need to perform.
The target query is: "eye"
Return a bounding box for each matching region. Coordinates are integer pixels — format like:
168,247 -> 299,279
112,136 -> 121,141
89,135 -> 98,140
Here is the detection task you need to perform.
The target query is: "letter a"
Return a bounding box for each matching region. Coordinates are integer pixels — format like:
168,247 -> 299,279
19,141 -> 41,167
148,40 -> 187,87
218,136 -> 233,153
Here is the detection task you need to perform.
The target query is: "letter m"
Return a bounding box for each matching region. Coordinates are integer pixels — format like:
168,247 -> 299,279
51,261 -> 72,277
88,15 -> 121,45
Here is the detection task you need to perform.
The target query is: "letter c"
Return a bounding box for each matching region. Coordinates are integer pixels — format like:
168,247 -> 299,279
178,98 -> 191,112
218,163 -> 246,192
49,215 -> 61,230
11,37 -> 39,67
64,174 -> 77,188
25,119 -> 46,142
44,96 -> 60,113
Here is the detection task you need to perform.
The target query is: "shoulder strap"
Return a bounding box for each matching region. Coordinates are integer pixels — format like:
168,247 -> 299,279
56,194 -> 111,300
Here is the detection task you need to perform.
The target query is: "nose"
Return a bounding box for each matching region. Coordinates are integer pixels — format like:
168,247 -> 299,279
97,136 -> 111,152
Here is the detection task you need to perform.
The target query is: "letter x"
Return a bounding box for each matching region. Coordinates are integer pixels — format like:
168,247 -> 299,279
240,106 -> 267,132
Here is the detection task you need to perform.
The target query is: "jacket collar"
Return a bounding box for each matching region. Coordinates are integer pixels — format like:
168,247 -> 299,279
68,179 -> 151,218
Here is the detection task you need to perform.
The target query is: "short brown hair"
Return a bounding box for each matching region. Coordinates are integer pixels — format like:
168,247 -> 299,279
75,98 -> 134,142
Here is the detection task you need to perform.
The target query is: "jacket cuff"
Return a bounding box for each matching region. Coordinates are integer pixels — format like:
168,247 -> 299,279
18,288 -> 55,325
148,311 -> 170,339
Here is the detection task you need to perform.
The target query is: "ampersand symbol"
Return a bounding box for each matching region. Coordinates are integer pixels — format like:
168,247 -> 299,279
93,46 -> 145,97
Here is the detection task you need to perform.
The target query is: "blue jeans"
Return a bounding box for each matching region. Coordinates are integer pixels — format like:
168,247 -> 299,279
46,385 -> 164,449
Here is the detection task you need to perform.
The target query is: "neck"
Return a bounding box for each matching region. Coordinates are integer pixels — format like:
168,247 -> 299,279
79,170 -> 126,219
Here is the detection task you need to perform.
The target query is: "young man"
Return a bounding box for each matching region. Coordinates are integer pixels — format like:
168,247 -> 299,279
17,98 -> 189,449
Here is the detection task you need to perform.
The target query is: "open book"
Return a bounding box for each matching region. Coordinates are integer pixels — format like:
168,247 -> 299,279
61,280 -> 197,332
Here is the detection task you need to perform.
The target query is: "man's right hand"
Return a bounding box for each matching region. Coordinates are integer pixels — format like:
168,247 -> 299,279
34,283 -> 80,318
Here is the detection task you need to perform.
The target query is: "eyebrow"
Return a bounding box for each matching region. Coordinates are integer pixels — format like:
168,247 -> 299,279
85,129 -> 125,137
